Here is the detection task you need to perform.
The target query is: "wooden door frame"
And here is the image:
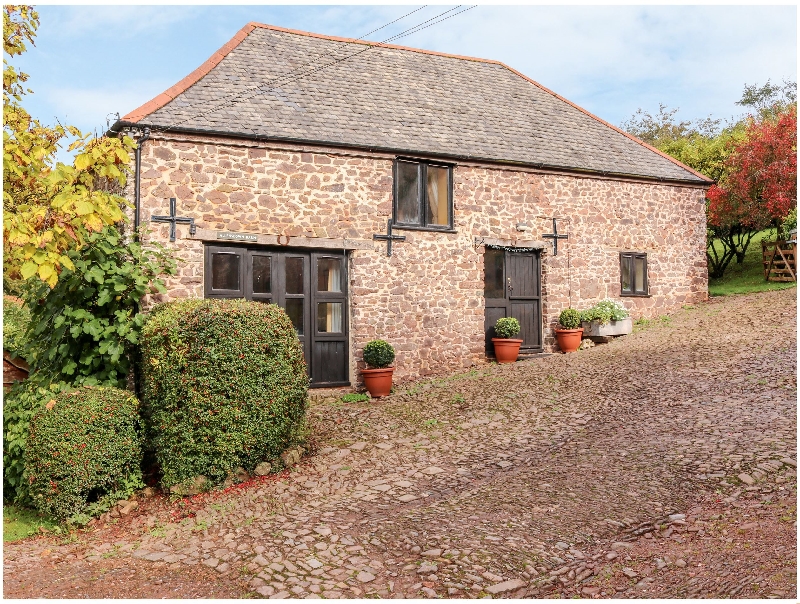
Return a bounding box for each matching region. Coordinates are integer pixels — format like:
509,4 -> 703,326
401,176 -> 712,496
484,247 -> 543,355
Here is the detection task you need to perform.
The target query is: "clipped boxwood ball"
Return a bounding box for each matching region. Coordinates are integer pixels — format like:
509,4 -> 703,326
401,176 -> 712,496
25,386 -> 143,524
558,308 -> 582,329
363,339 -> 395,369
494,317 -> 521,339
140,299 -> 309,491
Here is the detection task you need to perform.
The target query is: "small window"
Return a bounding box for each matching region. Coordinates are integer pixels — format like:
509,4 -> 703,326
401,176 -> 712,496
620,252 -> 648,296
393,159 -> 452,230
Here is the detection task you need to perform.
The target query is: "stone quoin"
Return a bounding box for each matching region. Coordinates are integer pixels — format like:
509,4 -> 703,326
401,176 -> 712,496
109,22 -> 711,388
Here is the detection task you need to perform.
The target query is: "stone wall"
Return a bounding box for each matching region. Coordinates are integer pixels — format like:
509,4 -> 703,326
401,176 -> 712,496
131,133 -> 708,384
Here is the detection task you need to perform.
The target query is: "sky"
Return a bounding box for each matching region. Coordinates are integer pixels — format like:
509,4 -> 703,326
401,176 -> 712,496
11,4 -> 798,156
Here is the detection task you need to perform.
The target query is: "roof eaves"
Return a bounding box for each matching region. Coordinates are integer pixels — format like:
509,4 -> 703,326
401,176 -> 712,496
115,120 -> 710,187
499,63 -> 714,185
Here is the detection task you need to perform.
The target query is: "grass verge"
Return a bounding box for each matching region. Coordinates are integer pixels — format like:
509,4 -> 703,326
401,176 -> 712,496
3,504 -> 57,542
709,230 -> 797,297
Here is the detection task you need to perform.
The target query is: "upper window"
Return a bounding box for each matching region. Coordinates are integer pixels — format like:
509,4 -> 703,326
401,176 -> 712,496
620,252 -> 648,296
393,159 -> 453,230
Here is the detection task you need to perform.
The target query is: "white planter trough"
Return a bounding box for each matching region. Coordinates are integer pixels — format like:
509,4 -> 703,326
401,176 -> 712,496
581,317 -> 633,338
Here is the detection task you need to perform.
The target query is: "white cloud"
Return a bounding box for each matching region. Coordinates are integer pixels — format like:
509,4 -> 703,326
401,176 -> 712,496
392,5 -> 797,125
47,6 -> 204,40
18,4 -> 797,143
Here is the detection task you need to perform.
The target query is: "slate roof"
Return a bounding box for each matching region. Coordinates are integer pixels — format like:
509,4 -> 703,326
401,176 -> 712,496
119,23 -> 710,185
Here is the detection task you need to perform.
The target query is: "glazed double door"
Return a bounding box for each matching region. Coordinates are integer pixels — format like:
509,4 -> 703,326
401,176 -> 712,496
204,245 -> 348,387
484,248 -> 543,355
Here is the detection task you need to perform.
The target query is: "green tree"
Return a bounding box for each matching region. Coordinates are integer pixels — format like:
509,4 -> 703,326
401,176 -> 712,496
737,78 -> 797,121
2,6 -> 175,389
622,81 -> 796,278
3,5 -> 136,288
23,226 -> 175,388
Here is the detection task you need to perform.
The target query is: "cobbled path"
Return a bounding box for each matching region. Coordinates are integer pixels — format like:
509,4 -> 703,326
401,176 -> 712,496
4,289 -> 796,598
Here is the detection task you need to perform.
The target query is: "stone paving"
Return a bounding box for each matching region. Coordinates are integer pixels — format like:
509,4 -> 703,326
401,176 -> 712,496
4,289 -> 796,598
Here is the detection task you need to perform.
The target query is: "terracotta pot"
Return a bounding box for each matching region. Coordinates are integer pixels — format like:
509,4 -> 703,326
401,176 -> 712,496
361,367 -> 394,398
554,327 -> 583,353
491,338 -> 523,363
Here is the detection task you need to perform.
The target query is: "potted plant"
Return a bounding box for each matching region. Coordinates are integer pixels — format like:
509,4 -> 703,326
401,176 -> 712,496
361,339 -> 395,398
580,299 -> 632,337
554,308 -> 583,353
491,317 -> 523,363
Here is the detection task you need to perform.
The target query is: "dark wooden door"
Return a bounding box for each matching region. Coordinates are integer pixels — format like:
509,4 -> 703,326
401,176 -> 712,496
205,245 -> 348,387
483,247 -> 542,355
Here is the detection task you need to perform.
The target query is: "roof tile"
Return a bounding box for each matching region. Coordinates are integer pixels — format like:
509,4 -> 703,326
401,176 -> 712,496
125,23 -> 708,184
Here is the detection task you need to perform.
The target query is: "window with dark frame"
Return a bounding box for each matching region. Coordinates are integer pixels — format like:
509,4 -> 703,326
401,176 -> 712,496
620,252 -> 648,296
393,158 -> 453,230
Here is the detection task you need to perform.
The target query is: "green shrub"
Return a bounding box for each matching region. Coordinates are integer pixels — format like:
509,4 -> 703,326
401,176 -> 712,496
3,295 -> 31,357
23,226 -> 175,388
3,377 -> 71,505
140,299 -> 309,491
363,340 -> 395,369
579,299 -> 629,326
494,317 -> 521,339
558,308 -> 582,329
25,386 -> 143,524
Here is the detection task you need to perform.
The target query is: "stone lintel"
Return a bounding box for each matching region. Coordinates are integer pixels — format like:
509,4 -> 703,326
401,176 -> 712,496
475,237 -> 547,249
191,228 -> 373,250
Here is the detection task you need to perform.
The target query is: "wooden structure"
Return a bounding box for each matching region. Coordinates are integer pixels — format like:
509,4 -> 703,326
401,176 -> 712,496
762,239 -> 796,282
3,351 -> 29,392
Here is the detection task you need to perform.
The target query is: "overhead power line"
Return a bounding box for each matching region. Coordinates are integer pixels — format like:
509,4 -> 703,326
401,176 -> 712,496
155,6 -> 429,121
154,5 -> 476,134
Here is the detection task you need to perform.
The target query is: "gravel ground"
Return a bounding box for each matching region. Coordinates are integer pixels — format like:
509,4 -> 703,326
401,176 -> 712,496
4,289 -> 796,599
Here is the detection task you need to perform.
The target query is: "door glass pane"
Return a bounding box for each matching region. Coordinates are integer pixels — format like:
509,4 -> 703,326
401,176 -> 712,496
426,165 -> 449,226
212,253 -> 240,291
484,248 -> 505,298
285,299 -> 304,335
621,256 -> 631,292
396,161 -> 420,224
635,257 -> 646,293
317,302 -> 343,333
286,257 -> 304,294
317,258 -> 342,292
252,255 -> 271,294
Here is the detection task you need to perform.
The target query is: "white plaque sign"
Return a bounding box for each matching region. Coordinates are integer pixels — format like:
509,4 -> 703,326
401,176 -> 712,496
216,232 -> 258,242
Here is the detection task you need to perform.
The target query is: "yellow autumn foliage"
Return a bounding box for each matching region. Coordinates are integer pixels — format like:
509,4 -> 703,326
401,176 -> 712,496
3,6 -> 136,288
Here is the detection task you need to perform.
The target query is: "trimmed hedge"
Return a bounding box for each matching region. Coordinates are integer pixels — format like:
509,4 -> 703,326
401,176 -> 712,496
3,377 -> 70,505
25,386 -> 143,524
140,299 -> 309,490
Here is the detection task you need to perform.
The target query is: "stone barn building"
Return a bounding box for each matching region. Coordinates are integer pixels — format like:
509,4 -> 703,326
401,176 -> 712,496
111,22 -> 711,389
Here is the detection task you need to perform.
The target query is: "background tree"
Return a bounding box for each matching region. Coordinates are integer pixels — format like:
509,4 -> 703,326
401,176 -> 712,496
3,5 -> 136,288
707,105 -> 797,260
622,81 -> 797,279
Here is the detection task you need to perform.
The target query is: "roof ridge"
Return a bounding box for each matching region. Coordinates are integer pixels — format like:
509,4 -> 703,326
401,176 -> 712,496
248,21 -> 504,65
122,21 -> 504,123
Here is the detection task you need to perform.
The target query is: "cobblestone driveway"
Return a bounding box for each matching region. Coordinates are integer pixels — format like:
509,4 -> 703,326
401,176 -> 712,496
4,290 -> 796,598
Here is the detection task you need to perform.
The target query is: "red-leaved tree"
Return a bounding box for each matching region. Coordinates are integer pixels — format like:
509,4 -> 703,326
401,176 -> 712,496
705,106 -> 797,277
